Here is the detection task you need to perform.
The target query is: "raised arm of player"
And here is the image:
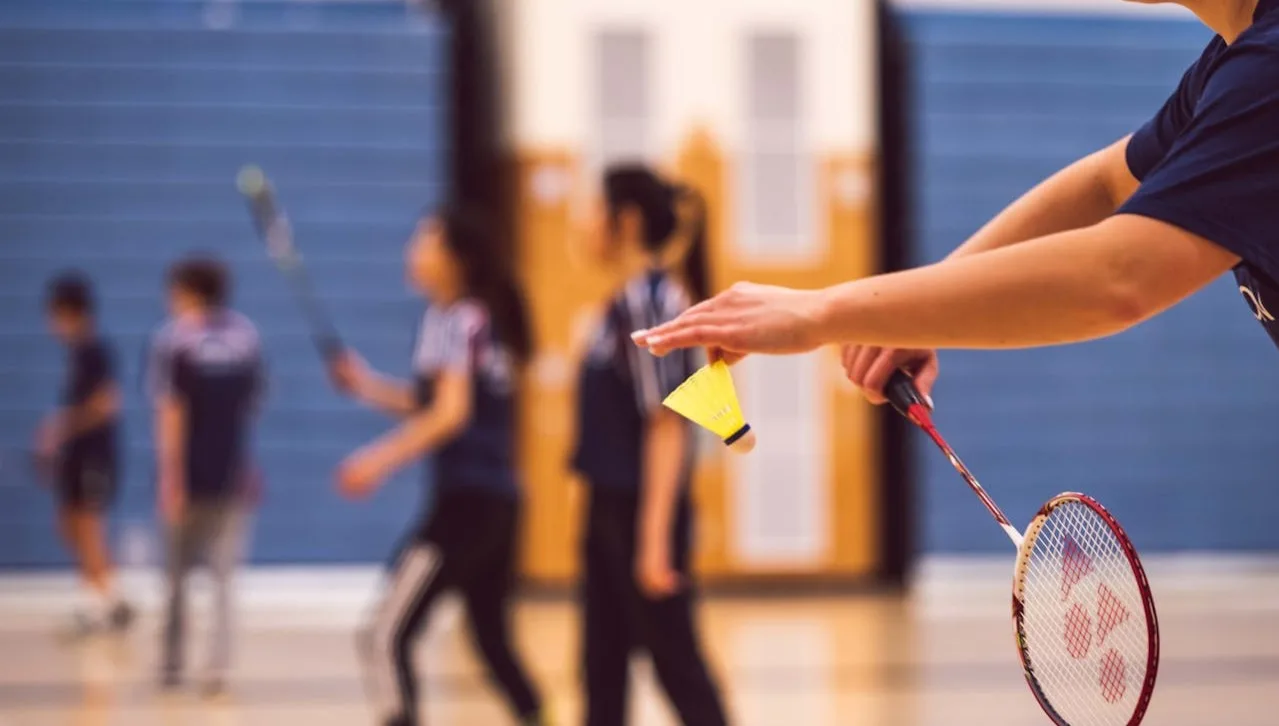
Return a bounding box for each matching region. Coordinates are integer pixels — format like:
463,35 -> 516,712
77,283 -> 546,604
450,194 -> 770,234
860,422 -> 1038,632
840,136 -> 1141,402
635,213 -> 1239,354
329,350 -> 416,417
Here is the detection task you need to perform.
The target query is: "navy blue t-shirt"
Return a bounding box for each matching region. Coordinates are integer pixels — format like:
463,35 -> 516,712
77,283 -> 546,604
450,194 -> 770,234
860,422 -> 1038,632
573,270 -> 699,492
61,338 -> 118,466
147,310 -> 264,500
413,299 -> 519,496
1119,0 -> 1279,348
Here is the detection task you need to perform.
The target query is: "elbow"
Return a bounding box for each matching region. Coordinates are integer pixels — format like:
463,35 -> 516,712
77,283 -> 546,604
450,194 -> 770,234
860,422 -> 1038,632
1098,266 -> 1156,334
437,407 -> 472,441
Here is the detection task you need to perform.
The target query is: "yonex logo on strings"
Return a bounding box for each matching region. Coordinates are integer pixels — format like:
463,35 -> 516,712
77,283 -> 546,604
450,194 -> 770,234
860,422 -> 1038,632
1060,536 -> 1133,705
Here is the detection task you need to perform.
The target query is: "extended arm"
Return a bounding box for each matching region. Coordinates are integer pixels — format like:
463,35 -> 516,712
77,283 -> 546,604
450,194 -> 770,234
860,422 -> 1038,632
637,214 -> 1239,355
353,372 -> 417,417
816,214 -> 1237,348
331,351 -> 416,417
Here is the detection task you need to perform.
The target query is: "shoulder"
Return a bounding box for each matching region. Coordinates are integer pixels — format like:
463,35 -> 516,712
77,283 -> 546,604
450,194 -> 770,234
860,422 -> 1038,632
1207,35 -> 1279,93
223,310 -> 262,345
425,300 -> 489,341
449,299 -> 490,333
150,318 -> 186,354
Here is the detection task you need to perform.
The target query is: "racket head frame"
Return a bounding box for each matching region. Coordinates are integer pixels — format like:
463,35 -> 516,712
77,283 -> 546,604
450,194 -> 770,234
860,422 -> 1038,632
1012,492 -> 1160,726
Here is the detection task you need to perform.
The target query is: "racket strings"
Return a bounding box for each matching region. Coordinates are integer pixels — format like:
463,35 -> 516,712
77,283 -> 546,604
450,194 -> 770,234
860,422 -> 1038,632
1019,501 -> 1150,725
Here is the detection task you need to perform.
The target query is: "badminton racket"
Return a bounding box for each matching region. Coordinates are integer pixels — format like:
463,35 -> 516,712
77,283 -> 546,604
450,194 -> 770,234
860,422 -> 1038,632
885,371 -> 1159,726
236,166 -> 343,361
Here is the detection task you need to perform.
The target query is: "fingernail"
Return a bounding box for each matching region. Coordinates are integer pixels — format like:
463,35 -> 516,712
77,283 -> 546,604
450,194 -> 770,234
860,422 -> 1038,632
924,393 -> 935,410
631,329 -> 648,342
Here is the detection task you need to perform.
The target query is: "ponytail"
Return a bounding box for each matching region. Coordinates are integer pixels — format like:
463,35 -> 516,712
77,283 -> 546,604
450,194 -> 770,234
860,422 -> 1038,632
486,274 -> 534,366
603,163 -> 713,302
674,186 -> 711,302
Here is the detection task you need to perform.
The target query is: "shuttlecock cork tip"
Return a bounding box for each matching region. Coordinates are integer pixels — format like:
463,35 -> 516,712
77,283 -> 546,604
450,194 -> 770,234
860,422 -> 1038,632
724,424 -> 756,454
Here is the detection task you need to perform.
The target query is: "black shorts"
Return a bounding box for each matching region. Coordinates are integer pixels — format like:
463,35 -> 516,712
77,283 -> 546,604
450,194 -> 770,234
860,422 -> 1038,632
56,457 -> 119,512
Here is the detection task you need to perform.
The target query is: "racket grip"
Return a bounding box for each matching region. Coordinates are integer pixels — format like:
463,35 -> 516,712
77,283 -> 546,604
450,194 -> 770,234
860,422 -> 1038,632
885,370 -> 928,419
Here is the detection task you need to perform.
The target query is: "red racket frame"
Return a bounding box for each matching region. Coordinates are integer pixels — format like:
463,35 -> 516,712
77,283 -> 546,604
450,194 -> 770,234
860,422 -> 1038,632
1013,493 -> 1161,726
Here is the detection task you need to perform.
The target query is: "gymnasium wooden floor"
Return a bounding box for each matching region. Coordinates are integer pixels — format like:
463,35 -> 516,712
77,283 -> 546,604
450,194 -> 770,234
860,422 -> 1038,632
1,560 -> 1277,726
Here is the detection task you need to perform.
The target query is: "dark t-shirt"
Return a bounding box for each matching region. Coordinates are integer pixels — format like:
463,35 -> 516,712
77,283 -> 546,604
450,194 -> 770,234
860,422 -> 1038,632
147,310 -> 264,500
61,338 -> 118,465
573,269 -> 698,492
1119,0 -> 1279,348
412,299 -> 519,496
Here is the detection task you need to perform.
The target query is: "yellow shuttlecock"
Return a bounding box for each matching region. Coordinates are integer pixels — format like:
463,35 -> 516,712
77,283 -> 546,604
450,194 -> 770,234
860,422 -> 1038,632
662,360 -> 756,454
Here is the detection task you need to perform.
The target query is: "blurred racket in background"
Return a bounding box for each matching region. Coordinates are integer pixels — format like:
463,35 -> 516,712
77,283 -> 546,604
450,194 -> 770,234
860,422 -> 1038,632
237,166 -> 344,362
886,371 -> 1160,726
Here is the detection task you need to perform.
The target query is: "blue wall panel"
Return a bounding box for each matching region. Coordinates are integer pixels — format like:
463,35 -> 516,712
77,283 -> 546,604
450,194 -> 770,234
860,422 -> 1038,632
0,0 -> 448,567
905,11 -> 1279,552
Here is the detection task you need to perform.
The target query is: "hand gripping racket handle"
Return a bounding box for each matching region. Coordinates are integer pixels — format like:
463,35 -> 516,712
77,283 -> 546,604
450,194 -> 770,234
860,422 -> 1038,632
885,370 -> 929,421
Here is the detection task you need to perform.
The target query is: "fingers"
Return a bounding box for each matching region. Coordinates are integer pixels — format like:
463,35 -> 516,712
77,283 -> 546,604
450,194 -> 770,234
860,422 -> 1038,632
841,347 -> 939,408
646,323 -> 740,358
847,346 -> 883,398
632,290 -> 730,351
862,350 -> 901,405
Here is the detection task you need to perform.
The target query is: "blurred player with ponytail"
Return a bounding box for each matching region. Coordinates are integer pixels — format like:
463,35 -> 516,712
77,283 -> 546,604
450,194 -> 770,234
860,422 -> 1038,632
571,164 -> 731,726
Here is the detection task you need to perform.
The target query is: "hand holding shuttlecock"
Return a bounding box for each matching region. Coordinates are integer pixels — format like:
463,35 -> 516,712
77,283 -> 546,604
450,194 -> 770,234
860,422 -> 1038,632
662,361 -> 756,454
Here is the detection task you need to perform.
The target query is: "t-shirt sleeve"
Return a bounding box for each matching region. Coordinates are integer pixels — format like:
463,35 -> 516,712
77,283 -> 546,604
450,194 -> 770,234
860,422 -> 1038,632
623,279 -> 692,416
1126,58 -> 1203,182
1118,48 -> 1279,274
414,304 -> 483,375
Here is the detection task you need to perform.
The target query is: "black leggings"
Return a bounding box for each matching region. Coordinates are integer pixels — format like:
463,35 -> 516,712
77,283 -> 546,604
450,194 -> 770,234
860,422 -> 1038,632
581,486 -> 730,726
361,489 -> 542,726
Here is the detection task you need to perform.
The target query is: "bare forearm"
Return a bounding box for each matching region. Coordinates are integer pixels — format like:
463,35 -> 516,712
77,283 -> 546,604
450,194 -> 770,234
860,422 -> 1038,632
155,399 -> 185,490
357,374 -> 416,417
814,216 -> 1233,350
640,414 -> 686,553
360,409 -> 465,480
948,137 -> 1136,260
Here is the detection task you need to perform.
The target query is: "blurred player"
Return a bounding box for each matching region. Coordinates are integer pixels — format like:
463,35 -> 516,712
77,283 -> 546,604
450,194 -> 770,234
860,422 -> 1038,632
37,272 -> 135,638
635,1 -> 1279,397
148,256 -> 264,695
331,206 -> 548,726
571,165 -> 730,726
